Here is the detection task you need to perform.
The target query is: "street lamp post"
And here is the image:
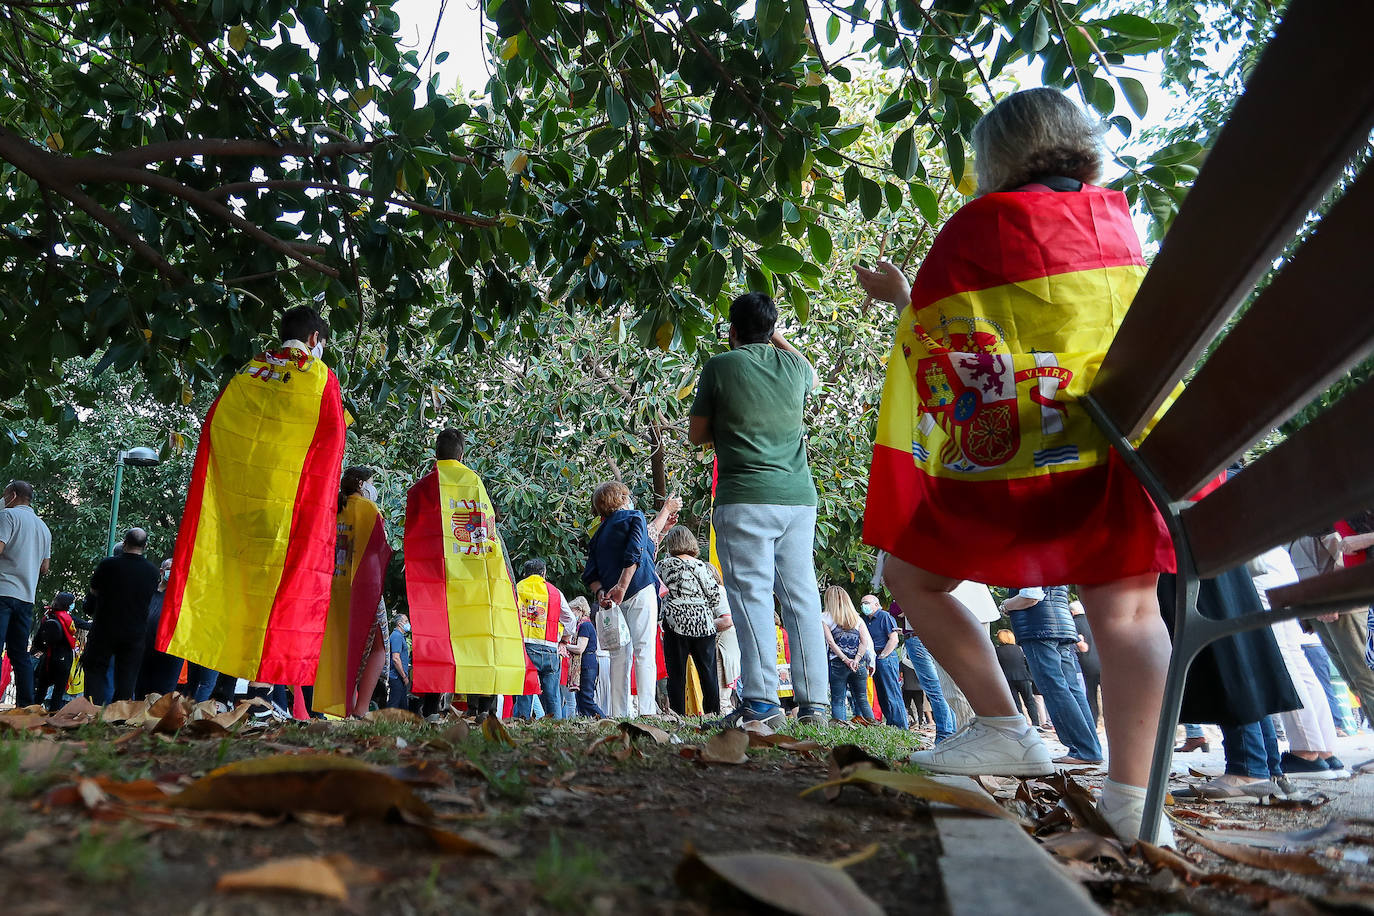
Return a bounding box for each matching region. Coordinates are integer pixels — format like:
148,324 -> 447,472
106,446 -> 161,556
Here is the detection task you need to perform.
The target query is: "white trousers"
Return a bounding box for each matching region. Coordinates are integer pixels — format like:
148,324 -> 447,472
604,584 -> 659,717
1272,618 -> 1337,753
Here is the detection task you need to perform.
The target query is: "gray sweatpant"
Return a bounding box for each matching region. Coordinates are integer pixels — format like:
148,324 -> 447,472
712,503 -> 828,711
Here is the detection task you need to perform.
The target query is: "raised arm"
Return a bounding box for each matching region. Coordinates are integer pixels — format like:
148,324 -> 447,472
854,260 -> 913,319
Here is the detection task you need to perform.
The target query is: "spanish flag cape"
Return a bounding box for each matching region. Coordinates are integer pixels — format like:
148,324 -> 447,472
404,460 -> 525,695
864,185 -> 1173,586
157,346 -> 346,683
314,493 -> 393,717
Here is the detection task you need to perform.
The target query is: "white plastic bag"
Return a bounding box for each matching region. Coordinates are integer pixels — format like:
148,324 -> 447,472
596,602 -> 632,653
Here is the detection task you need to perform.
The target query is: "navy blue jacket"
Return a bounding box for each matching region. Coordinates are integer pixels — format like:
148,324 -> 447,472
1008,586 -> 1077,642
582,509 -> 657,600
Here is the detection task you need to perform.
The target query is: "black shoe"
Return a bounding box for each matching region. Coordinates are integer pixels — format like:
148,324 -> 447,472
1280,751 -> 1339,780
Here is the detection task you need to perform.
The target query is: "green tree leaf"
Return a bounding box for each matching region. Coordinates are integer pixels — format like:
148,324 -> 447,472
758,245 -> 804,274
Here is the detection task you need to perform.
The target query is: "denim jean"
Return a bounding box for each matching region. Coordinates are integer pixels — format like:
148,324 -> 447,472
713,503 -> 829,713
828,662 -> 873,721
872,654 -> 908,729
186,663 -> 219,703
1019,638 -> 1102,760
520,643 -> 562,719
576,658 -> 605,717
1220,717 -> 1281,779
386,677 -> 409,709
904,635 -> 956,741
0,596 -> 34,706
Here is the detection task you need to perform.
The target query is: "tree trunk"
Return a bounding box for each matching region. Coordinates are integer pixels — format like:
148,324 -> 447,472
648,421 -> 667,508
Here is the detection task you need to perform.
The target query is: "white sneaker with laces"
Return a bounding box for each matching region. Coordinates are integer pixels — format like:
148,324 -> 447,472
907,717 -> 1054,777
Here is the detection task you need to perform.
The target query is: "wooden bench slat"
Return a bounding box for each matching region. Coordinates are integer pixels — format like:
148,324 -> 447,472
1086,0 -> 1374,440
1268,562 -> 1374,613
1182,377 -> 1374,579
1134,167 -> 1374,501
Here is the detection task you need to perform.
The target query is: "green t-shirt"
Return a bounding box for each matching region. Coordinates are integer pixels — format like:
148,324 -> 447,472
690,343 -> 817,507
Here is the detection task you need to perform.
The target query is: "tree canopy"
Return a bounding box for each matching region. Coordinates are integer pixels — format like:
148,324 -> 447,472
0,0 -> 1306,598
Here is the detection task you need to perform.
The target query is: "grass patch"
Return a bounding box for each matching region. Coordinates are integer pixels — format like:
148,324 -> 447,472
70,823 -> 157,883
534,833 -> 606,913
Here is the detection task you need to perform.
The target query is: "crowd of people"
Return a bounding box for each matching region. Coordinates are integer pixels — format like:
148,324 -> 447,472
1,88 -> 1371,851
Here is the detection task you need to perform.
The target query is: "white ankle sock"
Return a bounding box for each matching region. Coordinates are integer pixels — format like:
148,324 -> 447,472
1100,778 -> 1146,806
978,714 -> 1031,733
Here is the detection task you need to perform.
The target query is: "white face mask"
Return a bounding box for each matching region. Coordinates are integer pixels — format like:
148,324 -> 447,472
399,620 -> 411,633
360,482 -> 378,502
861,602 -> 879,616
310,341 -> 325,359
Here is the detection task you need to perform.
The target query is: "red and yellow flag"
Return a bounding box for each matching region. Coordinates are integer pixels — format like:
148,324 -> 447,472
404,460 -> 525,695
314,493 -> 392,717
864,186 -> 1172,586
158,347 -> 346,683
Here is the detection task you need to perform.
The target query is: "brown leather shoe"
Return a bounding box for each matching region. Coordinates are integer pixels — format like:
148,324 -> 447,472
1174,736 -> 1210,753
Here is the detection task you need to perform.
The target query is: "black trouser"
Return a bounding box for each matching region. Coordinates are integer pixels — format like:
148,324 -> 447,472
1009,679 -> 1040,727
83,634 -> 143,703
34,651 -> 73,712
137,648 -> 183,699
467,694 -> 497,716
662,629 -> 719,715
1082,672 -> 1101,725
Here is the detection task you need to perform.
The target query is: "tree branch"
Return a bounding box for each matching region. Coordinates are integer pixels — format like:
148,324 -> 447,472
0,126 -> 187,284
102,138 -> 377,167
204,179 -> 500,227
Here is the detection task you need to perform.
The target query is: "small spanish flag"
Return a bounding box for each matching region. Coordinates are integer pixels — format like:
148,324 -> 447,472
314,492 -> 392,717
404,460 -> 525,695
864,186 -> 1173,587
157,347 -> 346,684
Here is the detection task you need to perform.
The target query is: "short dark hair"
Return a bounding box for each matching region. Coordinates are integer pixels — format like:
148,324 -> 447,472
729,292 -> 777,344
280,305 -> 328,343
521,558 -> 547,578
123,528 -> 148,550
436,428 -> 465,461
4,480 -> 32,503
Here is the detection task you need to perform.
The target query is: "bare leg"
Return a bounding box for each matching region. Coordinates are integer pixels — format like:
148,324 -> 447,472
350,622 -> 388,718
883,556 -> 1018,717
1079,573 -> 1168,788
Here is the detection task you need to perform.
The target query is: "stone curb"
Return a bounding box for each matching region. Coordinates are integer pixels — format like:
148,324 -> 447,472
931,776 -> 1104,916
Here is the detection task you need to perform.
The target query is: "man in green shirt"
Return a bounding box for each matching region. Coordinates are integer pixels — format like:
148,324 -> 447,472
689,292 -> 830,727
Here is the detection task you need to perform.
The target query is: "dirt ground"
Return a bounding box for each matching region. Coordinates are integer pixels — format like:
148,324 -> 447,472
0,706 -> 945,915
3,700 -> 1372,915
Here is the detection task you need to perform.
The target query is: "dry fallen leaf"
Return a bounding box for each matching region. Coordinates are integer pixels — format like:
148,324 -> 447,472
217,856 -> 348,900
17,738 -> 72,772
367,707 -> 425,725
675,843 -> 884,916
441,719 -> 471,744
100,699 -> 150,724
1178,825 -> 1328,875
94,777 -> 176,804
1040,829 -> 1128,864
620,721 -> 671,744
482,715 -> 516,746
166,753 -> 432,820
802,768 -> 1027,824
700,728 -> 749,765
1,828 -> 63,857
44,696 -> 101,729
0,713 -> 47,732
150,697 -> 188,734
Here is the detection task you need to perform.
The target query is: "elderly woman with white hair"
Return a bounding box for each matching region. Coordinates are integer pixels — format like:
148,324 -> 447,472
856,88 -> 1176,845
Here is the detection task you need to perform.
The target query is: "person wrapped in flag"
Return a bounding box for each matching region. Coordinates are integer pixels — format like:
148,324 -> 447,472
314,466 -> 393,718
156,306 -> 347,691
404,428 -> 525,698
854,89 -> 1176,847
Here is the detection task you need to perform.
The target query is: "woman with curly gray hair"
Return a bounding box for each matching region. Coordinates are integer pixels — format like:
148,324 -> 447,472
855,88 -> 1175,846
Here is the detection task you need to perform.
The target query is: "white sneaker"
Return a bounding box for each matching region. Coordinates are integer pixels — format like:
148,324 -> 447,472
907,718 -> 1053,777
1098,782 -> 1175,848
